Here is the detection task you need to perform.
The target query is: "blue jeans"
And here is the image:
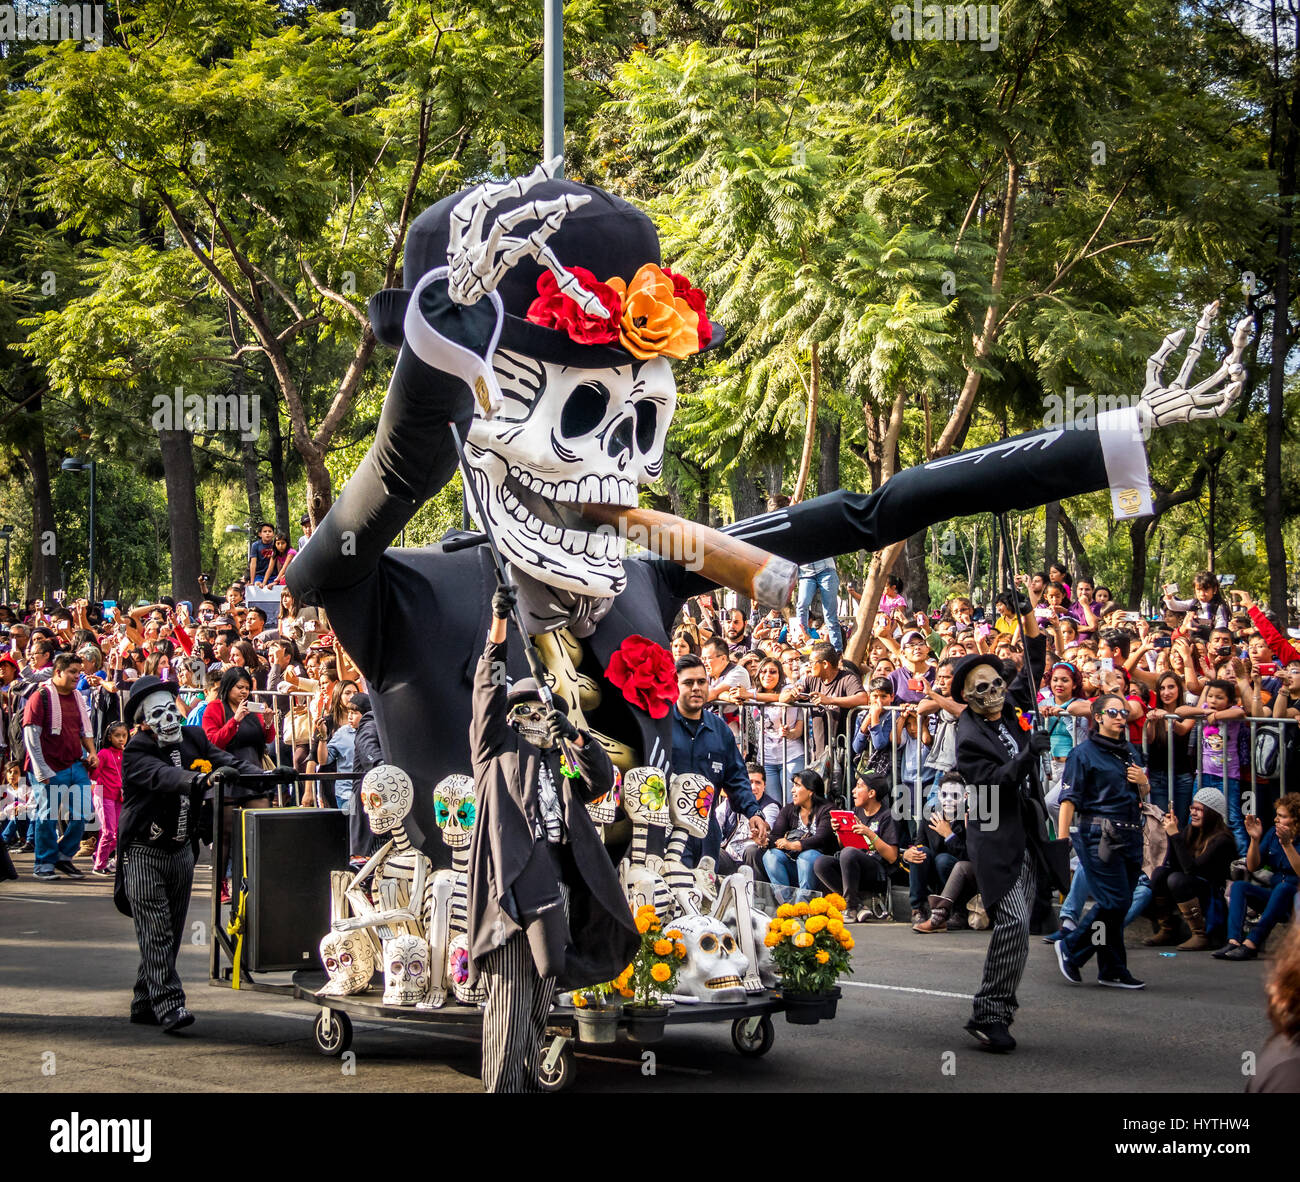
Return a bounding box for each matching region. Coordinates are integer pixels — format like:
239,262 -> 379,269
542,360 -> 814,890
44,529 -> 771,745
763,759 -> 802,806
1226,878 -> 1297,948
1147,771 -> 1195,826
32,763 -> 93,870
1063,860 -> 1151,929
1062,819 -> 1143,977
908,851 -> 957,908
762,848 -> 822,902
1201,774 -> 1244,855
797,564 -> 843,651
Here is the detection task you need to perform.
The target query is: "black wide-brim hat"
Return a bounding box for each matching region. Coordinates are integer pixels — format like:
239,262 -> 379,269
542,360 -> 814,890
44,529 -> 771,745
505,677 -> 568,714
125,675 -> 180,724
949,654 -> 1011,706
369,178 -> 724,369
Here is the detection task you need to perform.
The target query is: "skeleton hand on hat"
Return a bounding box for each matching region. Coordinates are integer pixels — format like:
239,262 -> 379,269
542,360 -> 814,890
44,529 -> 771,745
1138,301 -> 1253,431
446,156 -> 611,321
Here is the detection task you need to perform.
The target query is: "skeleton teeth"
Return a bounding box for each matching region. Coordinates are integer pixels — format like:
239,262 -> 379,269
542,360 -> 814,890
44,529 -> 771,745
540,523 -> 562,544
557,480 -> 578,501
510,500 -> 528,523
579,474 -> 601,501
559,531 -> 583,555
600,475 -> 616,501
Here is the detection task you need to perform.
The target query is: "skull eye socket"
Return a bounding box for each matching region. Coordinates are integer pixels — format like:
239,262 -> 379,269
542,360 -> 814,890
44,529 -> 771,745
389,961 -> 402,975
699,934 -> 718,953
408,960 -> 424,977
560,381 -> 610,439
325,957 -> 338,971
634,400 -> 658,454
340,953 -> 352,966
433,798 -> 450,825
457,802 -> 475,827
722,935 -> 737,954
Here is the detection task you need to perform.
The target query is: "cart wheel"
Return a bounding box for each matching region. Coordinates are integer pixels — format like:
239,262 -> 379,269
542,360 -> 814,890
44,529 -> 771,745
537,1041 -> 576,1092
314,1009 -> 353,1057
731,1015 -> 775,1057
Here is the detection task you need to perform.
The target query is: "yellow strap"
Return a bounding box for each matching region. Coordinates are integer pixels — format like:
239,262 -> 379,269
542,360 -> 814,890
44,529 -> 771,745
224,808 -> 253,989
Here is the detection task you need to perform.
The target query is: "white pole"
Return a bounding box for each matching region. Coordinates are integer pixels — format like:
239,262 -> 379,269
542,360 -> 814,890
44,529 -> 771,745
543,0 -> 564,174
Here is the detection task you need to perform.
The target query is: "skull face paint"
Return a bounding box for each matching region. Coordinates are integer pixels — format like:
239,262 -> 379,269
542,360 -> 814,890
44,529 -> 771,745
383,934 -> 431,1006
463,349 -> 676,598
141,690 -> 183,745
432,774 -> 477,849
672,914 -> 749,1004
506,699 -> 553,749
963,666 -> 1006,717
318,930 -> 375,996
358,765 -> 414,834
937,778 -> 965,822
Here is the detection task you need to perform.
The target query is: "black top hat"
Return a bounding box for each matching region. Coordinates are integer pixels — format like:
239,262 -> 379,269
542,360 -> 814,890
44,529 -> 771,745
125,675 -> 180,724
369,177 -> 724,369
950,654 -> 1011,706
505,678 -> 568,714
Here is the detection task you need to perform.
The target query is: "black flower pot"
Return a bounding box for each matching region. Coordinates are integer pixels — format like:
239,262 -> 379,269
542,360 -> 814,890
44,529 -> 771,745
624,1004 -> 667,1043
781,989 -> 829,1026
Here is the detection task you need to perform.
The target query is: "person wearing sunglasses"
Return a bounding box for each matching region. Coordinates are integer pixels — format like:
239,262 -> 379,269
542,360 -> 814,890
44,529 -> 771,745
1054,693 -> 1151,990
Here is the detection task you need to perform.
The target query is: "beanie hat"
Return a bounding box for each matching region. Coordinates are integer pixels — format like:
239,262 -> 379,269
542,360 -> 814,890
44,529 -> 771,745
1192,786 -> 1228,822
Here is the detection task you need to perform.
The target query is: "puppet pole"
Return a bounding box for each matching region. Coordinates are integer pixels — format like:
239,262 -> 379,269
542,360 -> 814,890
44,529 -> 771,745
543,0 -> 564,175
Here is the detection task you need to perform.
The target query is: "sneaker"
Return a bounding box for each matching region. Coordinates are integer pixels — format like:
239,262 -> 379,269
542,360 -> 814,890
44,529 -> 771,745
20,842 -> 35,853
161,1007 -> 196,1034
129,1010 -> 160,1026
54,859 -> 85,879
33,865 -> 57,880
1098,971 -> 1146,989
964,1019 -> 1016,1053
92,867 -> 112,876
1055,939 -> 1082,985
1222,943 -> 1258,961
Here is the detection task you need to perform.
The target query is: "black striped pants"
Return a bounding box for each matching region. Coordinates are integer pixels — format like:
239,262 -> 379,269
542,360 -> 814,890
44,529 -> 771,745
479,882 -> 569,1094
971,850 -> 1036,1027
124,842 -> 196,1021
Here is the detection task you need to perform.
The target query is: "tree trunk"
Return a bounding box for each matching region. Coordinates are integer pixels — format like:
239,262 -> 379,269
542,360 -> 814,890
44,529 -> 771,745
762,457 -> 785,504
903,528 -> 930,614
241,436 -> 263,524
792,343 -> 820,501
267,402 -> 292,536
157,428 -> 202,602
1057,505 -> 1094,583
20,435 -> 60,601
1044,500 -> 1060,571
727,468 -> 767,614
817,409 -> 841,495
1127,518 -> 1151,611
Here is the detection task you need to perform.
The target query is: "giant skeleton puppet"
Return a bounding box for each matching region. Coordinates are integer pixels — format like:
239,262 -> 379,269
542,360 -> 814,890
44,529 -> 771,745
287,159 -> 1252,875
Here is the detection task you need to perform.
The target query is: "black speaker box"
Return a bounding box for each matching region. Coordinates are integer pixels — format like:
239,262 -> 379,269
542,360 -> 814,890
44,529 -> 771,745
231,808 -> 350,972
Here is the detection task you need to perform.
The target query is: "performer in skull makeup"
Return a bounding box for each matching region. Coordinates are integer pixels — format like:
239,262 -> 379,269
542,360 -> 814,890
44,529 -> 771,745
287,158 -> 1250,878
118,676 -> 261,1032
949,627 -> 1057,1055
468,582 -> 638,1092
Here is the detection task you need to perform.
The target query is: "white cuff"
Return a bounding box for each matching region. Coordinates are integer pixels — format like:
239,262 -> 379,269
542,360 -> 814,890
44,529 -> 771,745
1096,407 -> 1153,519
403,267 -> 505,419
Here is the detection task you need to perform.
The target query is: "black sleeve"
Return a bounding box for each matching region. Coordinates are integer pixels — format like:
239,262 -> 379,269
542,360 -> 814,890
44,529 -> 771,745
570,731 -> 615,806
806,804 -> 836,853
956,723 -> 1034,793
123,749 -> 201,798
471,637 -> 510,769
1009,633 -> 1048,712
769,803 -> 793,842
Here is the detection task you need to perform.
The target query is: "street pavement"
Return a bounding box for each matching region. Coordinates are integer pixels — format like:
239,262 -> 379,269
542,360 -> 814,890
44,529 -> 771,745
0,848 -> 1275,1094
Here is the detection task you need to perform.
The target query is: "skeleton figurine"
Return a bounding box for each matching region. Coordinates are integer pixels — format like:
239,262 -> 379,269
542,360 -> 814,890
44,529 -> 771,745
427,774 -> 487,1006
670,914 -> 750,1005
661,772 -> 714,915
317,929 -> 376,997
711,866 -> 773,993
331,766 -> 432,957
382,933 -> 432,1007
619,765 -> 674,920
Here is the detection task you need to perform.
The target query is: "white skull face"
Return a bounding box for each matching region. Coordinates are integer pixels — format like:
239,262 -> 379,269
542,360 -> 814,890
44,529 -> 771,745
937,777 -> 965,822
673,915 -> 749,1003
506,698 -> 553,749
383,934 -> 430,1006
319,930 -> 375,996
464,349 -> 676,598
586,770 -> 620,826
963,666 -> 1006,717
142,690 -> 183,744
359,765 -> 414,834
432,774 -> 476,849
622,766 -> 669,828
668,772 -> 714,838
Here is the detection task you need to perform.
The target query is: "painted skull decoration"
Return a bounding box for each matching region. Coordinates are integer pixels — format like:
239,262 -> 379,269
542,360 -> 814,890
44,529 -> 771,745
383,934 -> 431,1006
358,765 -> 414,835
432,774 -> 477,849
668,771 -> 714,839
672,914 -> 749,1004
586,769 -> 620,826
962,666 -> 1006,717
622,765 -> 669,829
140,690 -> 183,745
464,349 -> 676,599
318,930 -> 375,997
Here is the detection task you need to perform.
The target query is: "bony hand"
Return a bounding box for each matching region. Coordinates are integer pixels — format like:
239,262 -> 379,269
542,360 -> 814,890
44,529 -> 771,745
545,708 -> 579,747
201,765 -> 242,792
491,582 -> 518,621
1028,730 -> 1052,756
1244,814 -> 1264,841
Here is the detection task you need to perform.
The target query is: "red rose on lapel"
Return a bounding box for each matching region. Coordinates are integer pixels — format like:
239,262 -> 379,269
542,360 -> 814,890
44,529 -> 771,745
604,635 -> 678,720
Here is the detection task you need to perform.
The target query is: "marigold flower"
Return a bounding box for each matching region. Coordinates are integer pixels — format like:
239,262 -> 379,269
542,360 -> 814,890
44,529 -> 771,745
651,962 -> 671,983
776,903 -> 795,919
764,932 -> 782,948
815,950 -> 830,965
827,907 -> 842,923
809,898 -> 829,915
665,929 -> 684,940
827,893 -> 848,911
635,915 -> 651,934
654,939 -> 673,957
827,920 -> 845,937
805,915 -> 828,934
781,919 -> 801,936
674,941 -> 686,959
618,986 -> 635,998
572,993 -> 589,1008
793,932 -> 815,948
840,934 -> 855,950
794,902 -> 810,917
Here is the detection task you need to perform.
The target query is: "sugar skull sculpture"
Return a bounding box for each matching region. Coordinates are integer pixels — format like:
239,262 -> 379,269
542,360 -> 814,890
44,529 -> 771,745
383,934 -> 431,1006
317,930 -> 376,997
432,774 -> 477,849
358,764 -> 415,835
672,915 -> 750,1004
623,765 -> 669,830
586,768 -> 621,826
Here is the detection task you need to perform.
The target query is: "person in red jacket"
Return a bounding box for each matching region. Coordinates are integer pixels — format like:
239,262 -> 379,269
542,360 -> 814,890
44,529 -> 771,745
1232,589 -> 1299,665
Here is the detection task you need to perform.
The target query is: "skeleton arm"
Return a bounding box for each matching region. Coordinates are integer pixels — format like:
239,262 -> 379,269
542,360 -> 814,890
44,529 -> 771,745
333,854 -> 428,934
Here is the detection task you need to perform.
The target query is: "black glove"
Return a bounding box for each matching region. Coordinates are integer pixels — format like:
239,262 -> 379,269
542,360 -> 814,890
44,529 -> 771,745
545,709 -> 579,746
1027,730 -> 1052,757
492,582 -> 518,621
209,765 -> 241,789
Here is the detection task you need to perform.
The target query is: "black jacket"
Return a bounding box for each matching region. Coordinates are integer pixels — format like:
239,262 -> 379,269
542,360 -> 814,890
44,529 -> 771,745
769,800 -> 837,856
120,727 -> 261,854
956,634 -> 1051,911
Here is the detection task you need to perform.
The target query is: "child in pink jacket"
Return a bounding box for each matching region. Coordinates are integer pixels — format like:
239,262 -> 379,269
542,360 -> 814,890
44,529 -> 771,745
92,722 -> 128,874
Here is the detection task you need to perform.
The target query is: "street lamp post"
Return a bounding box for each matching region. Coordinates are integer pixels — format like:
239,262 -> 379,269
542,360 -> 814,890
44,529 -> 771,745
60,458 -> 96,603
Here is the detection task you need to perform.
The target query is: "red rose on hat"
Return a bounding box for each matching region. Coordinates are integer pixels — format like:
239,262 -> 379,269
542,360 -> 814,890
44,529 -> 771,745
662,267 -> 710,351
526,266 -> 622,346
604,635 -> 678,719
